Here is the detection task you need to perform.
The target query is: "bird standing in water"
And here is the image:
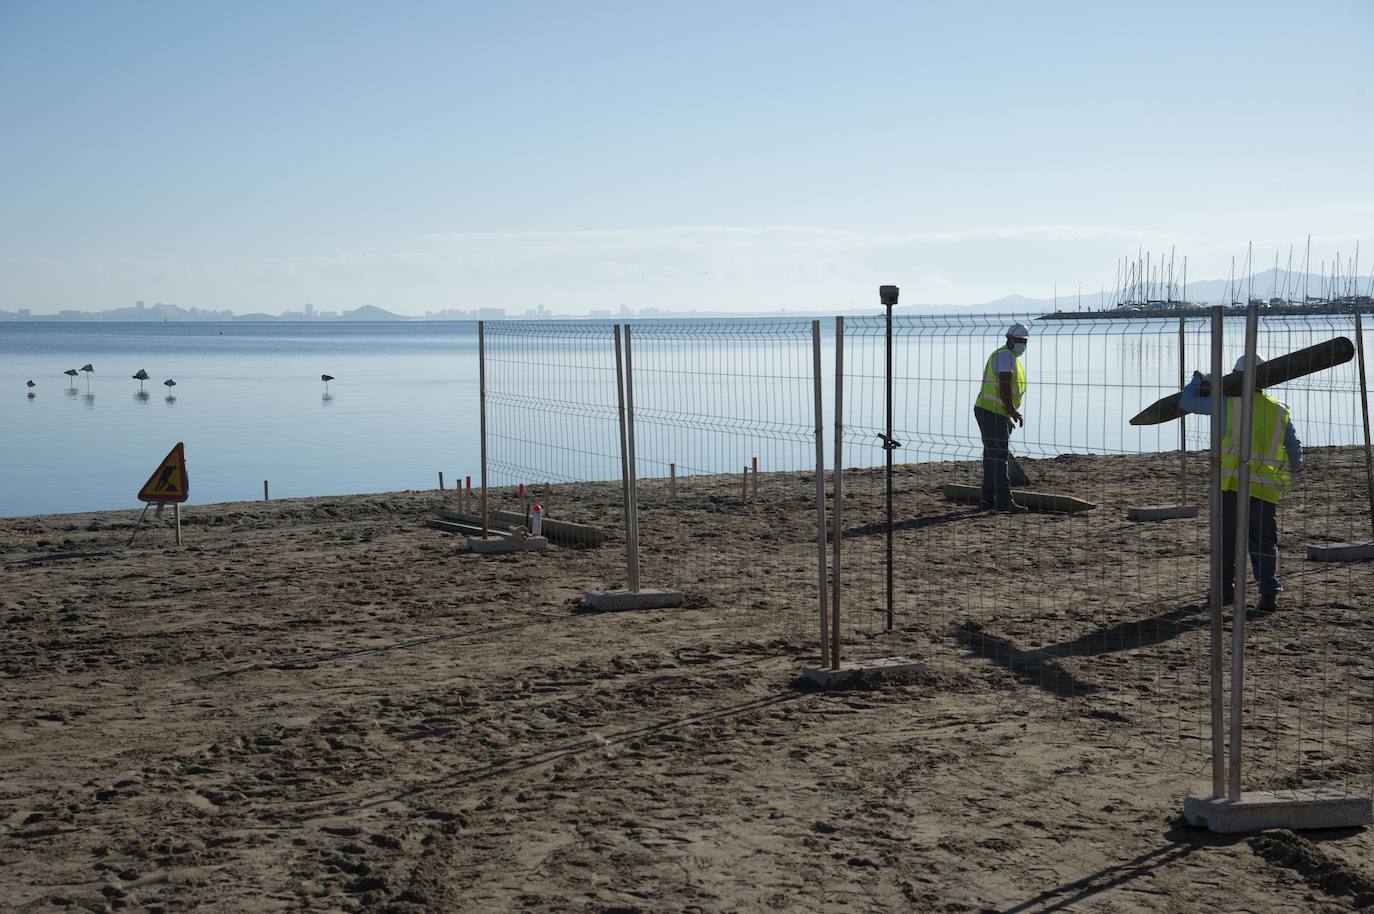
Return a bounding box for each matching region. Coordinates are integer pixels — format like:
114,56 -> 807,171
26,380 -> 36,398
80,364 -> 94,389
63,368 -> 78,387
133,369 -> 150,391
321,373 -> 335,393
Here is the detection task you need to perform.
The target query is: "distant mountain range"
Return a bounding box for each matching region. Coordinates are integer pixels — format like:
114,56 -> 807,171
2,269 -> 1370,321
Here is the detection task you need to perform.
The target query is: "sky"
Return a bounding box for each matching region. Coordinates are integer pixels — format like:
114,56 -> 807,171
1,0 -> 1372,315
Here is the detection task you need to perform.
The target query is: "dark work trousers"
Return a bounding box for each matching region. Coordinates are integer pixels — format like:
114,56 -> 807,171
1220,489 -> 1280,598
974,406 -> 1013,508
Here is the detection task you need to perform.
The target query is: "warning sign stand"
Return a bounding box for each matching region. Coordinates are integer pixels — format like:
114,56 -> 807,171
130,443 -> 189,547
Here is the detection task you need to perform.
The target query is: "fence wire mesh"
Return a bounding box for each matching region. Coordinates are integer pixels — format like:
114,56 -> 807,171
478,311 -> 1372,806
1224,314 -> 1374,800
834,310 -> 1372,800
626,320 -> 826,652
483,320 -> 623,548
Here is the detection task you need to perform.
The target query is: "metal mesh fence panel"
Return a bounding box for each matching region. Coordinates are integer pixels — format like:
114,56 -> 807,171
835,314 -> 1195,772
1223,313 -> 1374,802
483,320 -> 624,548
625,319 -> 826,654
835,307 -> 1373,802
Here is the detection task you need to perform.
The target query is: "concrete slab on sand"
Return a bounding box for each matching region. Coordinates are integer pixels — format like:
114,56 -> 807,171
804,656 -> 925,689
1306,541 -> 1374,562
584,588 -> 684,612
1127,504 -> 1200,521
466,535 -> 549,554
1184,789 -> 1372,833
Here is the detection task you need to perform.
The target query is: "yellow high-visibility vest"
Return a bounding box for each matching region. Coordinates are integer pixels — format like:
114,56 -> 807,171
974,346 -> 1026,417
1220,394 -> 1291,504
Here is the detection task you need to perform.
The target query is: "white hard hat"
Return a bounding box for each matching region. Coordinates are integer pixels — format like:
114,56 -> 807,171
1234,354 -> 1266,373
1007,322 -> 1030,339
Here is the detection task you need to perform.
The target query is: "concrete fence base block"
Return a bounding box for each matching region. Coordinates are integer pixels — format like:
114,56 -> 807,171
465,535 -> 549,554
1127,504 -> 1200,522
804,656 -> 926,689
1306,541 -> 1374,562
1184,789 -> 1372,833
583,588 -> 685,612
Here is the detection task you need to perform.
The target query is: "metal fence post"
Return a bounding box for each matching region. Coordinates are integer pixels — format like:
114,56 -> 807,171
1228,301 -> 1261,800
831,316 -> 844,670
478,320 -> 489,539
882,286 -> 898,632
624,324 -> 642,593
1355,310 -> 1374,541
613,326 -> 639,592
1208,305 -> 1225,797
812,320 -> 829,667
1179,304 -> 1189,503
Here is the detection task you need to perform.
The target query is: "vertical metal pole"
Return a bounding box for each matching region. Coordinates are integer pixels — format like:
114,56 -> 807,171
1228,301 -> 1261,800
885,297 -> 895,632
1208,305 -> 1226,797
811,320 -> 829,668
263,480 -> 269,502
1178,304 -> 1188,503
478,321 -> 490,539
623,324 -> 642,593
438,471 -> 444,493
174,502 -> 182,548
831,316 -> 844,670
669,463 -> 677,501
613,326 -> 637,591
1355,311 -> 1374,541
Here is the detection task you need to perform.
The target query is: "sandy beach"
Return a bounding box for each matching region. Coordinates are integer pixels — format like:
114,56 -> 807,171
4,450 -> 1374,913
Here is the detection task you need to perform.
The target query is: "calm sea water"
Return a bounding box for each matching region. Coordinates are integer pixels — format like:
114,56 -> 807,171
1,322 -> 481,517
2,316 -> 1364,518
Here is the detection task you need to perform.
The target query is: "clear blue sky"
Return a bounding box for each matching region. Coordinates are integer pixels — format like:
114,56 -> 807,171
2,0 -> 1371,314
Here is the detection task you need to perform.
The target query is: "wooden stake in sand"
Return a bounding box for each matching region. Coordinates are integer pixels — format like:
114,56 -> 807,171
264,480 -> 270,501
741,466 -> 749,502
438,471 -> 445,493
751,456 -> 758,498
669,463 -> 677,500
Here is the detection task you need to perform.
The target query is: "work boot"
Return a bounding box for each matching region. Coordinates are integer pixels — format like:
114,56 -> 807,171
1257,594 -> 1278,612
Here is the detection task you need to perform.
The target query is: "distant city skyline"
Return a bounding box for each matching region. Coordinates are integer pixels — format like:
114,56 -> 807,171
1,1 -> 1370,315
5,264 -> 1371,323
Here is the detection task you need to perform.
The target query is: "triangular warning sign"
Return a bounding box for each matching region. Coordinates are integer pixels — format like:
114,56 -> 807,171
137,442 -> 189,503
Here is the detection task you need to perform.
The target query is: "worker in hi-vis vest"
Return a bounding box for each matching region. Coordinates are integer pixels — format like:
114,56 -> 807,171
973,322 -> 1030,512
1181,355 -> 1303,611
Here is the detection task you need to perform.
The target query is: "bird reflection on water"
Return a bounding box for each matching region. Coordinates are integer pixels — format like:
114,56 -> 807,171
134,390 -> 151,403
322,393 -> 334,404
83,393 -> 96,409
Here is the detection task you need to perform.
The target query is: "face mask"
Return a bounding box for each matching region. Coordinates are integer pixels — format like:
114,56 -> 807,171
1010,342 -> 1027,356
